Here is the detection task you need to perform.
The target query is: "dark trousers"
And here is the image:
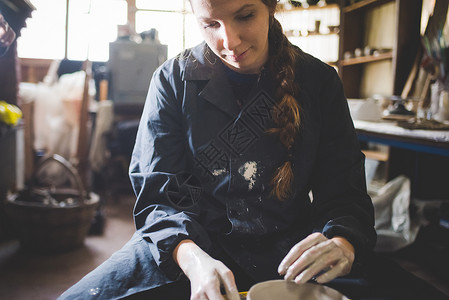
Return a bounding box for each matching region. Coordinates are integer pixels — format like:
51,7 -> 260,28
328,254 -> 447,300
59,234 -> 447,300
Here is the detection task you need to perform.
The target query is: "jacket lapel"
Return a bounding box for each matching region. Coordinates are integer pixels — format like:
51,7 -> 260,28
184,43 -> 241,118
198,66 -> 241,118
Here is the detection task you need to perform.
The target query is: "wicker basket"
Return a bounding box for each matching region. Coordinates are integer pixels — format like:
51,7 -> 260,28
6,155 -> 99,253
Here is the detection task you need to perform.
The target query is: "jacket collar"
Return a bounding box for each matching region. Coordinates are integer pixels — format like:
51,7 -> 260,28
183,42 -> 241,117
183,42 -> 217,81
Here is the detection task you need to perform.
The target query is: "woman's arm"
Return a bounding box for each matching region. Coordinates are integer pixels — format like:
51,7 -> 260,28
278,65 -> 375,284
309,67 -> 376,263
130,59 -> 212,279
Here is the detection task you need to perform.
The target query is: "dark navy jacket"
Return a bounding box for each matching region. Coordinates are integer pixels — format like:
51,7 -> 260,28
129,41 -> 376,289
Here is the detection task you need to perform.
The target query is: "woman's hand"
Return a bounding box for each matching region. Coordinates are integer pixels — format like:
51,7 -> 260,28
173,240 -> 240,300
278,233 -> 355,284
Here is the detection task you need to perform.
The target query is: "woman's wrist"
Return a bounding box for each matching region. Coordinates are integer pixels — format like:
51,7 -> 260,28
172,239 -> 205,276
173,239 -> 196,264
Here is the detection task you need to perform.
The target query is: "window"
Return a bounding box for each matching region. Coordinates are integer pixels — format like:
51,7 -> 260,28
17,0 -> 127,61
135,0 -> 184,11
17,0 -> 202,61
17,0 -> 338,63
17,0 -> 67,59
135,0 -> 203,59
67,0 -> 127,61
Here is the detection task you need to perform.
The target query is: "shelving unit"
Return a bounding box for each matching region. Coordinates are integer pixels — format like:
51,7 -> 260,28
337,0 -> 422,98
339,0 -> 423,171
279,3 -> 340,11
284,31 -> 339,38
278,3 -> 341,65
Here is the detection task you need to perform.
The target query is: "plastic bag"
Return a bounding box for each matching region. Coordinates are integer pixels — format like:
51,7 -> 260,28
33,70 -> 95,161
33,80 -> 71,158
89,100 -> 114,172
0,100 -> 22,126
371,175 -> 420,252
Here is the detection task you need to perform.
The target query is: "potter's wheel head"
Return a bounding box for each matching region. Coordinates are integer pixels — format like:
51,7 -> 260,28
247,280 -> 348,300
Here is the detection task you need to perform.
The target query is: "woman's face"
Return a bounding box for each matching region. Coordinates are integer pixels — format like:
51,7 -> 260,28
190,0 -> 270,74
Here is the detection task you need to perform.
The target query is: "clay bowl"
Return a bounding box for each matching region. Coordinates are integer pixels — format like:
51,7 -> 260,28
247,280 -> 348,300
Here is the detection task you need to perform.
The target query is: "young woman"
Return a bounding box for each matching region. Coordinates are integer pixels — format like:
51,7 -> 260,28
59,0 -> 376,299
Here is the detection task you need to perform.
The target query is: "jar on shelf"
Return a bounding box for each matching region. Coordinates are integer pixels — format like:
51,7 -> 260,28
430,80 -> 449,122
434,89 -> 449,122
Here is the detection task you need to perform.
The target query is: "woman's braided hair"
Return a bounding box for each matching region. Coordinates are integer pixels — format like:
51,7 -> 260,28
189,0 -> 301,200
262,0 -> 301,201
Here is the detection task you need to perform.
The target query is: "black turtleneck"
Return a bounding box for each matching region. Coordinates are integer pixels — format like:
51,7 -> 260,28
224,66 -> 259,109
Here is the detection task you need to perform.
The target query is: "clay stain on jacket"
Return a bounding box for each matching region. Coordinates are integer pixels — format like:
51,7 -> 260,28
238,161 -> 258,191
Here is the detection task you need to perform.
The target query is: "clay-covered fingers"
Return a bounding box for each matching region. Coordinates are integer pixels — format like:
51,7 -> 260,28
218,265 -> 240,300
314,262 -> 346,284
190,263 -> 239,300
278,232 -> 327,276
190,275 -> 220,300
278,233 -> 355,285
174,240 -> 240,300
283,238 -> 336,282
292,246 -> 345,284
315,243 -> 354,283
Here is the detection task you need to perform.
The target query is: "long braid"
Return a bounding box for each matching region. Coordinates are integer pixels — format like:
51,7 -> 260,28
265,13 -> 301,201
189,0 -> 301,200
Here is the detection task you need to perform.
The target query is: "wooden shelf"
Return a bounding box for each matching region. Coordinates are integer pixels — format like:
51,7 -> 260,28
342,0 -> 394,13
285,31 -> 339,38
280,3 -> 339,12
340,51 -> 393,66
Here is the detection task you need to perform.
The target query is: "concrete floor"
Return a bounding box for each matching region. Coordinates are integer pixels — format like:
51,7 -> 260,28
0,195 -> 135,300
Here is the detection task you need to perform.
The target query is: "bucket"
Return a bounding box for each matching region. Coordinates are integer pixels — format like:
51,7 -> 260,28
6,154 -> 99,253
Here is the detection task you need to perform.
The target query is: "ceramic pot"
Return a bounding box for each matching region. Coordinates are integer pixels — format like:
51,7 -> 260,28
247,280 -> 348,300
